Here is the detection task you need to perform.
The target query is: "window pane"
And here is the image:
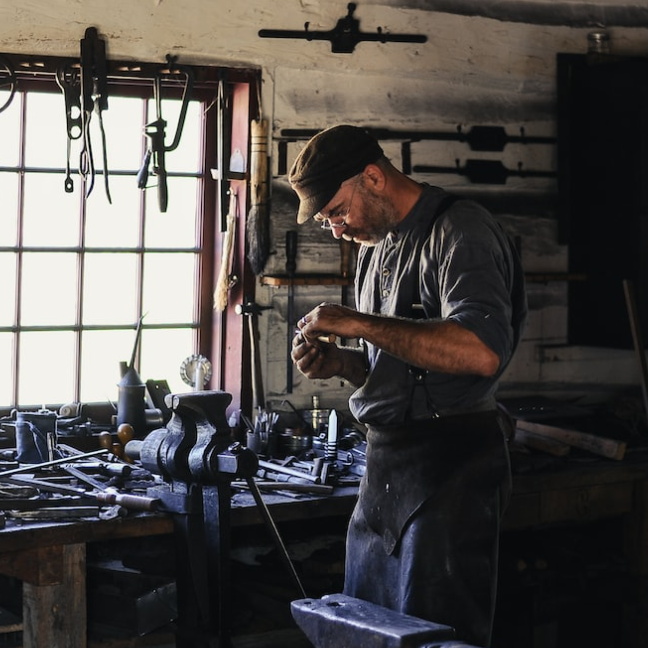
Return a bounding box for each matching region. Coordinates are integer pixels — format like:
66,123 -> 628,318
0,93 -> 20,166
0,173 -> 19,245
165,100 -> 201,173
142,253 -> 196,323
144,177 -> 199,247
21,253 -> 77,326
24,92 -> 68,168
147,98 -> 201,174
0,253 -> 16,326
80,329 -> 140,403
19,331 -> 75,405
83,253 -> 139,325
0,333 -> 14,405
23,174 -> 80,247
85,175 -> 142,248
141,327 -> 195,394
93,95 -> 145,172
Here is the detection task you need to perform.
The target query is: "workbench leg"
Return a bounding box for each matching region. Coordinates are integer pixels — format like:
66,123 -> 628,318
22,543 -> 86,648
625,480 -> 648,648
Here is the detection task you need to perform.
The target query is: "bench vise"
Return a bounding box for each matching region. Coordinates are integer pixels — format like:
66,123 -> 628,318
126,390 -> 258,648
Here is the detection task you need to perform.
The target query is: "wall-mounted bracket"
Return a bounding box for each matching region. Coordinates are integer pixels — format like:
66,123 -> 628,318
258,3 -> 427,54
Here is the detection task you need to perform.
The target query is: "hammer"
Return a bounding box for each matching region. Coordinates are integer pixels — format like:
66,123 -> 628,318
235,299 -> 271,410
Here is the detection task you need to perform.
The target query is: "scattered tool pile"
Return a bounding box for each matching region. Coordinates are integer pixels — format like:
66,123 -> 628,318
0,445 -> 160,523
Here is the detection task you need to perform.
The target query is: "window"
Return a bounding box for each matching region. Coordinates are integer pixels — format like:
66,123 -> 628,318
0,54 -> 258,410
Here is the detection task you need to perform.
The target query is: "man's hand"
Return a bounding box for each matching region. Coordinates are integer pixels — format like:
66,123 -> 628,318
291,328 -> 342,380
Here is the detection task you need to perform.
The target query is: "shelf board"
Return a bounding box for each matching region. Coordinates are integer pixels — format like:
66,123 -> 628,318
261,274 -> 353,287
262,273 -> 586,287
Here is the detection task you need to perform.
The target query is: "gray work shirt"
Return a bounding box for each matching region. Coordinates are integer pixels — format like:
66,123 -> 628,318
349,185 -> 527,425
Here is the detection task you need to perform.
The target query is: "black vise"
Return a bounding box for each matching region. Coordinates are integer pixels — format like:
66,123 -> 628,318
126,390 -> 257,486
126,390 -> 259,647
291,594 -> 484,648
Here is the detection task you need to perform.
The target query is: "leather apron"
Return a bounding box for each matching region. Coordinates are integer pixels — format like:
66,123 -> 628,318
359,409 -> 512,555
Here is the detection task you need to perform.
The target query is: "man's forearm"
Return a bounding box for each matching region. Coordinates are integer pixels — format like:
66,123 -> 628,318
358,314 -> 500,377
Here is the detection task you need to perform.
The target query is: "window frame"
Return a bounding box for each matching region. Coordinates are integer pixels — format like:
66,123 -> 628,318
0,52 -> 259,414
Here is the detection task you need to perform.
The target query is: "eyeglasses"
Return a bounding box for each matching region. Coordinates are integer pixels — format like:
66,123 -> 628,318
314,177 -> 359,231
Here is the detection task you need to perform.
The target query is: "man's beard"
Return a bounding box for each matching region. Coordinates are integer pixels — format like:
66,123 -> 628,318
349,186 -> 399,246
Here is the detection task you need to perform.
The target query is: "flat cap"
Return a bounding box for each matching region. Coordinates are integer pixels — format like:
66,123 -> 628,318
289,125 -> 384,224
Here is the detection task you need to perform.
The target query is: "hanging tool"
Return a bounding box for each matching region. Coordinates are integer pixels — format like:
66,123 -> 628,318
412,158 -> 555,184
286,230 -> 298,393
214,188 -> 239,311
235,300 -> 271,410
56,64 -> 82,193
137,54 -> 194,213
246,107 -> 270,275
0,54 -> 16,113
259,2 -> 427,54
79,26 -> 111,202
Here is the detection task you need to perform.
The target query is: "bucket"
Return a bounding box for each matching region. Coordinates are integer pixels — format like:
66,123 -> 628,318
15,409 -> 58,463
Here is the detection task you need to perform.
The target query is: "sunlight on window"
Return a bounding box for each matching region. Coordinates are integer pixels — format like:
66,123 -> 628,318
142,253 -> 197,324
24,92 -> 68,169
0,334 -> 13,405
81,329 -> 145,404
144,176 -> 200,244
140,327 -> 196,394
0,254 -> 16,327
19,331 -> 75,405
0,91 -> 20,167
148,99 -> 202,174
0,61 -> 230,408
82,253 -> 139,325
85,176 -> 143,248
22,174 -> 80,246
0,174 -> 19,247
21,252 -> 77,327
94,96 -> 145,172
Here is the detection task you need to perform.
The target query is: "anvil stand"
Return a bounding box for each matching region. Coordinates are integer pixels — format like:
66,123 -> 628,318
126,391 -> 262,648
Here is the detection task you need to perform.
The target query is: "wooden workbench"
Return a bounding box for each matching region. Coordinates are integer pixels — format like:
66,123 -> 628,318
1,451 -> 647,648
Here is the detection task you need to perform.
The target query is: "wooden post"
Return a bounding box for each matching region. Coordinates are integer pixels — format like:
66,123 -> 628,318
22,543 -> 86,648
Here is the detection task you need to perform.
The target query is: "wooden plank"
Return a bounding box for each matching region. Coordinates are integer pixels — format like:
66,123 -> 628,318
516,420 -> 626,460
0,545 -> 64,585
541,483 -> 634,524
514,427 -> 570,456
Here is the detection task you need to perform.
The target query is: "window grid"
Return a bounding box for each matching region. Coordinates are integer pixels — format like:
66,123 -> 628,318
1,84 -> 203,407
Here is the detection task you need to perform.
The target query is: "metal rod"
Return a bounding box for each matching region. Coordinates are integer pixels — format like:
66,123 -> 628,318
245,476 -> 307,599
0,448 -> 111,478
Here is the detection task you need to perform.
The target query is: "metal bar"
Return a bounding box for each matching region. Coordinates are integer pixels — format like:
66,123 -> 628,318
245,476 -> 307,599
0,448 -> 110,478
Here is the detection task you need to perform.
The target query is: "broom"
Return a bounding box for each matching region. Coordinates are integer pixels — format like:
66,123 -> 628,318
246,117 -> 270,275
214,189 -> 238,312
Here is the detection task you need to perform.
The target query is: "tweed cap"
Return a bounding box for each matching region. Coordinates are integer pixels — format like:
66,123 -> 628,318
289,125 -> 384,224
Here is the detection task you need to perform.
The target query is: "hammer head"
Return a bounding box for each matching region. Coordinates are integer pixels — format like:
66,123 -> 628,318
291,593 -> 458,648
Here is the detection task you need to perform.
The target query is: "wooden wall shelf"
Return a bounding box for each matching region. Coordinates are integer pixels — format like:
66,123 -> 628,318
261,274 -> 353,287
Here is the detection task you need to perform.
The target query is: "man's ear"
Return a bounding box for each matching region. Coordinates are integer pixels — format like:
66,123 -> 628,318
362,163 -> 386,191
